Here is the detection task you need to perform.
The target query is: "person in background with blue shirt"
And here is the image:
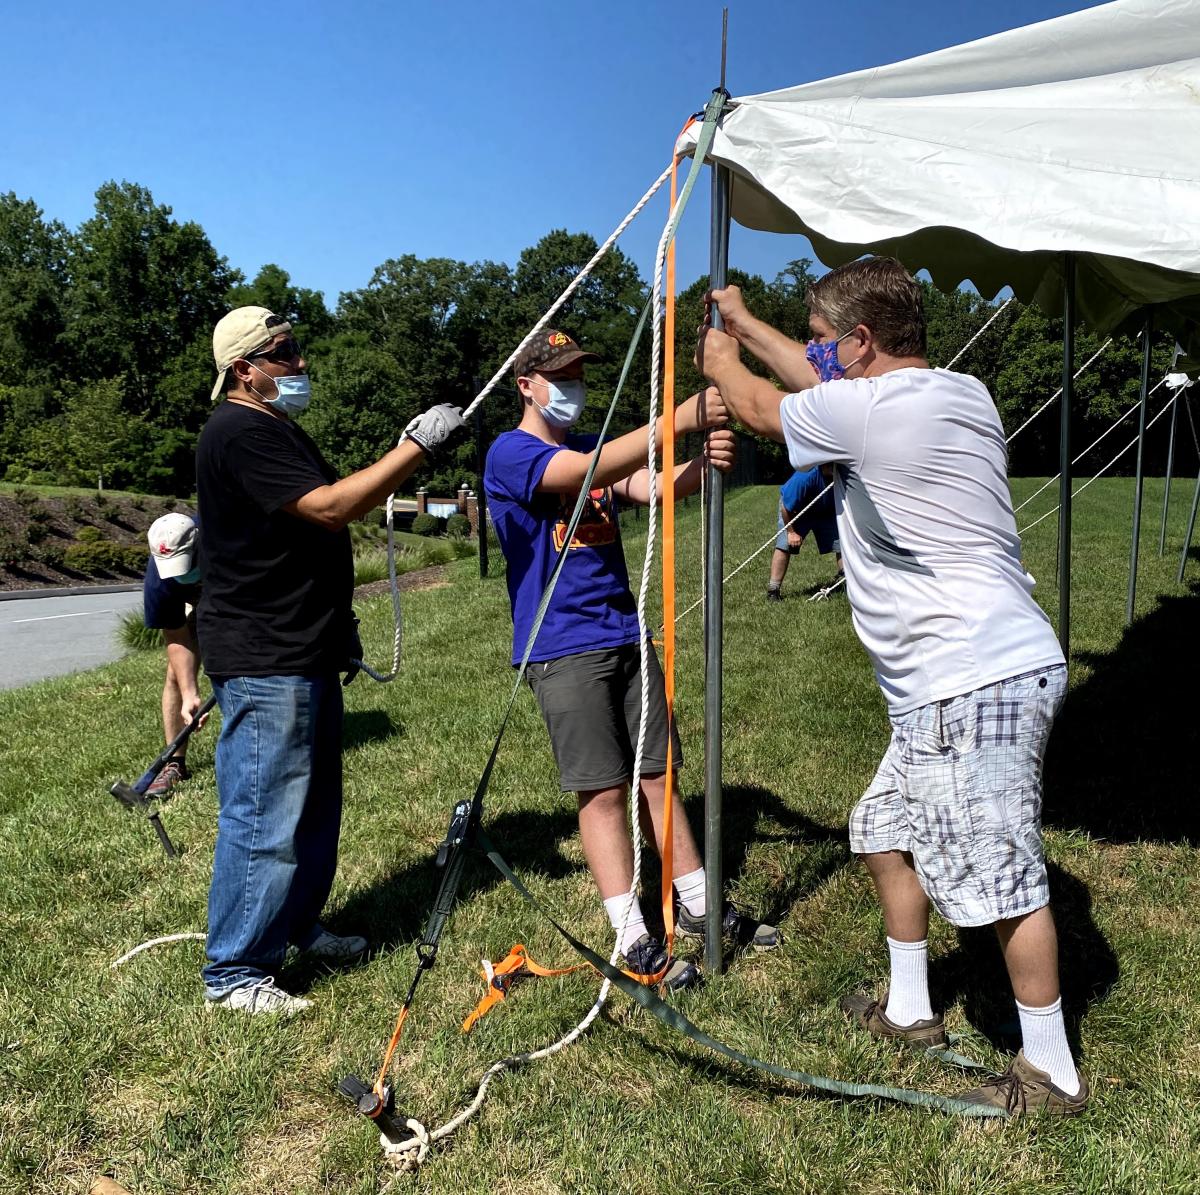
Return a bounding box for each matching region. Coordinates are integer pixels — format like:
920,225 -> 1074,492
766,466 -> 842,602
484,329 -> 780,991
143,512 -> 205,796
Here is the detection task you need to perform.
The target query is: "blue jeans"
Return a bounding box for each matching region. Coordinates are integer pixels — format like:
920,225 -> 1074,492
203,673 -> 344,996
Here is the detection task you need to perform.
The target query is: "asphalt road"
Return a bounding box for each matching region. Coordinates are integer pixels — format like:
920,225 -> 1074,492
0,590 -> 146,691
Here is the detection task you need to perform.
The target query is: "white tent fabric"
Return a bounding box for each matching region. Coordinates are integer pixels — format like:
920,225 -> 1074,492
677,0 -> 1200,351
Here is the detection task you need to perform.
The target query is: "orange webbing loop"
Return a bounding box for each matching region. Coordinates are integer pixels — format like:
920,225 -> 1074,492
462,944 -> 592,1032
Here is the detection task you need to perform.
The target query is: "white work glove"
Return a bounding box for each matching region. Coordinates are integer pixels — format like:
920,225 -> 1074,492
402,404 -> 465,454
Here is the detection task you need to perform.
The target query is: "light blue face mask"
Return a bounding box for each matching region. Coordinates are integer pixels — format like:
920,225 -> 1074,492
251,363 -> 311,416
534,378 -> 587,428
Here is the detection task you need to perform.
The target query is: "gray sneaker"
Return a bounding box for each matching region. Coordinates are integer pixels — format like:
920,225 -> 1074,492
676,901 -> 781,953
295,927 -> 369,966
622,933 -> 702,992
205,976 -> 312,1016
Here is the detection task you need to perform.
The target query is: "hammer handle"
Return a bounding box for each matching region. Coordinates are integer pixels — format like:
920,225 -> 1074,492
133,695 -> 217,793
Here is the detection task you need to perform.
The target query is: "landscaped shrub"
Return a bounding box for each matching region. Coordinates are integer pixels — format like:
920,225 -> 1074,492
411,513 -> 441,537
75,526 -> 102,543
26,522 -> 48,544
445,513 -> 471,538
35,542 -> 66,569
122,544 -> 150,571
63,540 -> 125,574
0,529 -> 26,568
62,496 -> 85,520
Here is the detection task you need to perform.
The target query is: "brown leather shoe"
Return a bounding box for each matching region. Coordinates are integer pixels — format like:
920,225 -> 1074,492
956,1049 -> 1089,1117
839,989 -> 948,1048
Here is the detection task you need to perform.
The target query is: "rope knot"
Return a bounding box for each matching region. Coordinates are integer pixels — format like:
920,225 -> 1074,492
382,1118 -> 432,1171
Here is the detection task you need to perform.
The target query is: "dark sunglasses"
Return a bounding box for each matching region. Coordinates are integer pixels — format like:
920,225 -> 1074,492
247,336 -> 302,365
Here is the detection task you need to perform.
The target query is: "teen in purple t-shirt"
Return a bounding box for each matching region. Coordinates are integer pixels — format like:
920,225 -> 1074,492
484,328 -> 780,990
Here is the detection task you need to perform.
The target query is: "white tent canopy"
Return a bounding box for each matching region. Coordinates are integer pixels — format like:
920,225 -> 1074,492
678,0 -> 1200,351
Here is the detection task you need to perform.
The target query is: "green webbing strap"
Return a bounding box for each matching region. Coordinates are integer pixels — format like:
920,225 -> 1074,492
416,92 -> 728,959
477,831 -> 1006,1119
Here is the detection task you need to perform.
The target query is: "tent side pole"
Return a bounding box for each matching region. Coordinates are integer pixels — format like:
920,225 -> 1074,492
703,158 -> 731,978
1179,449 -> 1200,585
1058,253 -> 1075,661
1125,310 -> 1152,625
1159,388 -> 1178,556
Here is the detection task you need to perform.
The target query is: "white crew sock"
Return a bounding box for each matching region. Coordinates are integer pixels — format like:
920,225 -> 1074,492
673,866 -> 708,918
1017,997 -> 1081,1096
883,937 -> 934,1026
603,891 -> 648,955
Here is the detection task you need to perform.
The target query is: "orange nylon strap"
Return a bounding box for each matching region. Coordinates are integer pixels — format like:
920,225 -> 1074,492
461,944 -> 592,1032
659,143 -> 681,955
373,1004 -> 411,1097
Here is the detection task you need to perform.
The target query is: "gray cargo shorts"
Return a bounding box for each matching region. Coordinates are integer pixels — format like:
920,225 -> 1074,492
526,642 -> 682,793
849,665 -> 1067,928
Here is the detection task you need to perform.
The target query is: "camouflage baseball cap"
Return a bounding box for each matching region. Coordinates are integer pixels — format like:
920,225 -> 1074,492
513,329 -> 600,378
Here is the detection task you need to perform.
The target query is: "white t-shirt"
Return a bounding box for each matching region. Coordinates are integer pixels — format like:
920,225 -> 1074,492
779,367 -> 1064,715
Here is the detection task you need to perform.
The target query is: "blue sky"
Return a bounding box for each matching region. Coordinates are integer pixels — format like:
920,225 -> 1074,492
0,0 -> 1101,309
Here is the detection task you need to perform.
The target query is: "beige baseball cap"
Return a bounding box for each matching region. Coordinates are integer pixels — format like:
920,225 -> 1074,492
210,306 -> 293,401
148,512 -> 198,579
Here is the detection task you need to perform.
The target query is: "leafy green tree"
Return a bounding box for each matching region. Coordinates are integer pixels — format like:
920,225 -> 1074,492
0,194 -> 69,398
225,263 -> 335,345
65,182 -> 239,404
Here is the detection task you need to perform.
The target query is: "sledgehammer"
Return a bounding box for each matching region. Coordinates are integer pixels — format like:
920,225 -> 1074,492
110,695 -> 216,857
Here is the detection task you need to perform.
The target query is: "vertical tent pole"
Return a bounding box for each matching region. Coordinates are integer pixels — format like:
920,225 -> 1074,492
1058,254 -> 1075,661
1179,438 -> 1200,584
1159,384 -> 1179,556
703,9 -> 730,977
1125,310 -> 1153,624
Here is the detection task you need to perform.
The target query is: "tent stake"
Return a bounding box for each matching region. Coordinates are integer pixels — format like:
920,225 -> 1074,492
1058,254 -> 1075,662
704,8 -> 731,977
1126,310 -> 1153,624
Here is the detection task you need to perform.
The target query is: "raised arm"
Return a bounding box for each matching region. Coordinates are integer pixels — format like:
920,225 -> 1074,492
709,285 -> 819,392
614,427 -> 736,505
537,389 -> 727,494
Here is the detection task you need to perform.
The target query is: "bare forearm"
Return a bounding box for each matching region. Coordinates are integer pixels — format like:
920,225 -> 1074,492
709,359 -> 786,442
290,440 -> 428,530
619,458 -> 703,505
737,317 -> 818,391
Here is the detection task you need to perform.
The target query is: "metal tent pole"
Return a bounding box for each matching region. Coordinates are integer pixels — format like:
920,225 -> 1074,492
472,380 -> 489,579
1159,386 -> 1179,556
703,9 -> 731,977
1125,310 -> 1153,624
1058,254 -> 1076,661
1179,450 -> 1200,585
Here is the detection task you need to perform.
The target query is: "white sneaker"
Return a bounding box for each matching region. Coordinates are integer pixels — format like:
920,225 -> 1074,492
205,976 -> 312,1016
300,927 -> 369,965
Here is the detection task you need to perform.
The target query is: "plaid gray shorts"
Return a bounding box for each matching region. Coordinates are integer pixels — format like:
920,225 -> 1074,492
849,665 -> 1067,928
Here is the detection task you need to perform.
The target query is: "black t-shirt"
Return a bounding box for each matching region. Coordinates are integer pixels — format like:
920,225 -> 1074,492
195,400 -> 353,678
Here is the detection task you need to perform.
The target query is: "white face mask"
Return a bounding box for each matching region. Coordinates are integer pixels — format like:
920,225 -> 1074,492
250,362 -> 311,416
534,378 -> 587,428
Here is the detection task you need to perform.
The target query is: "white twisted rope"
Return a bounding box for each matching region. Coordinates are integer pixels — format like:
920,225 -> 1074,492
1004,339 -> 1113,445
379,167 -> 687,1179
352,164 -> 675,686
942,297 -> 1013,371
110,933 -> 206,968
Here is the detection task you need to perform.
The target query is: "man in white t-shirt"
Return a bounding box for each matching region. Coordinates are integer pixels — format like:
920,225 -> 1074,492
696,257 -> 1086,1116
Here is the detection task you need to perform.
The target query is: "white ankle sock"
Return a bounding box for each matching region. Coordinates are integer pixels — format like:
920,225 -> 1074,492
603,891 -> 648,955
673,866 -> 707,917
1017,997 -> 1081,1096
883,937 -> 934,1026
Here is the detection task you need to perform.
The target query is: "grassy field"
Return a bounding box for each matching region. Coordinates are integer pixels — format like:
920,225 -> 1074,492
2,477 -> 1199,1194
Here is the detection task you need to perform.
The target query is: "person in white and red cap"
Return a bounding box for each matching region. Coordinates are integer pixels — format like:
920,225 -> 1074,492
142,512 -> 204,796
196,305 -> 463,1015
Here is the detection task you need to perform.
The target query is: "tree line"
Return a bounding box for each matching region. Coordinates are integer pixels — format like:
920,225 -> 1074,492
0,182 -> 1184,499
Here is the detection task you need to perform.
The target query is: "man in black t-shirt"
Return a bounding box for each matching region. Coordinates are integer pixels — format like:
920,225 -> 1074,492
197,305 -> 463,1015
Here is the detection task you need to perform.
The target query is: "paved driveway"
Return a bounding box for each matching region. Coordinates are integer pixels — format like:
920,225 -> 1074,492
0,590 -> 146,691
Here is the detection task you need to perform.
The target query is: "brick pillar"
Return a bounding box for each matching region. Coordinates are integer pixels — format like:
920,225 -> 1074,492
416,488 -> 428,515
457,484 -> 469,515
466,492 -> 479,535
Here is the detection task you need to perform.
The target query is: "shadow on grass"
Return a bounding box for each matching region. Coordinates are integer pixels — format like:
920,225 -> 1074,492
329,806 -> 582,952
930,862 -> 1118,1056
1043,581 -> 1200,842
341,709 -> 403,750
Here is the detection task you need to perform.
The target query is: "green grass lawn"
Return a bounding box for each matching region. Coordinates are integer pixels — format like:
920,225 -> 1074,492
2,478 -> 1199,1194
